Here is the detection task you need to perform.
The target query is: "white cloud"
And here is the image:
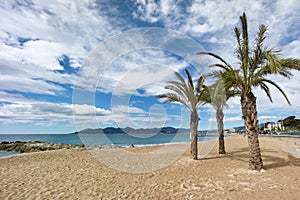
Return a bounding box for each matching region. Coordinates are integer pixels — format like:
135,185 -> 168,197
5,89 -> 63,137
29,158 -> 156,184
133,0 -> 160,23
0,90 -> 171,129
94,49 -> 189,96
73,104 -> 112,116
0,0 -> 121,96
112,105 -> 146,115
1,40 -> 67,70
131,0 -> 265,35
130,0 -> 300,62
258,115 -> 279,121
0,100 -> 111,128
209,116 -> 242,123
0,74 -> 65,95
282,40 -> 300,58
0,102 -> 72,125
0,58 -> 77,95
0,91 -> 110,126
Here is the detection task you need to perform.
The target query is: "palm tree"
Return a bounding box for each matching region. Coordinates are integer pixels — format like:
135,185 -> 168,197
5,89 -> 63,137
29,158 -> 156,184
197,13 -> 300,170
202,79 -> 239,154
156,69 -> 206,159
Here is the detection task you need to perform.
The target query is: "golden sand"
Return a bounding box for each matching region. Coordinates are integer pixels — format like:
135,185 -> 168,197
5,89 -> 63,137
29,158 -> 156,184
0,135 -> 299,199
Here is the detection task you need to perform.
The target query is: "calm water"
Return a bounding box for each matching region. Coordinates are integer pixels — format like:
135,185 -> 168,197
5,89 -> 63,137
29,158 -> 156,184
0,133 -> 219,157
0,150 -> 21,158
266,132 -> 300,136
0,133 -> 218,147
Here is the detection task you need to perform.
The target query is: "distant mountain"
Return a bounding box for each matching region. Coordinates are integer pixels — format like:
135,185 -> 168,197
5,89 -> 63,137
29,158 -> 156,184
76,126 -> 251,135
236,126 -> 245,131
76,127 -> 191,134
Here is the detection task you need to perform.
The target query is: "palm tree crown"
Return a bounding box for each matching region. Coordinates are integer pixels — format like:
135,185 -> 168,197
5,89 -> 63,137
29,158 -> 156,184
156,69 -> 206,112
198,13 -> 300,104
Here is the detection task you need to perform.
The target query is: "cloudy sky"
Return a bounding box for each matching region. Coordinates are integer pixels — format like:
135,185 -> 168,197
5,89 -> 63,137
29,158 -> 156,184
1,0 -> 300,134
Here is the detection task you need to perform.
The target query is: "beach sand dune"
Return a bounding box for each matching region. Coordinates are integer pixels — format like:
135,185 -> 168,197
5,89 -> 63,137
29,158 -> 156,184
0,136 -> 299,199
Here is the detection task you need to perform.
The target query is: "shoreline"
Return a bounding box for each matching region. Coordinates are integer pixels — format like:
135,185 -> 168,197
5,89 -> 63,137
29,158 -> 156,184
1,134 -> 299,161
0,134 -> 222,158
1,133 -> 300,159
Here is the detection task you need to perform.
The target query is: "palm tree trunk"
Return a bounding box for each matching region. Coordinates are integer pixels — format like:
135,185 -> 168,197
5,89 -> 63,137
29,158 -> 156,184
216,109 -> 225,154
241,92 -> 263,170
190,110 -> 199,160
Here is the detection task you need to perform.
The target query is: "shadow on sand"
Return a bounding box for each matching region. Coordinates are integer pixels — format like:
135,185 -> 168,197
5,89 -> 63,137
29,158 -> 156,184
200,146 -> 300,170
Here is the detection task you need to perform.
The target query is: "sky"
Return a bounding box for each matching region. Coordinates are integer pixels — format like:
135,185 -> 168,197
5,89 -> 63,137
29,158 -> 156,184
0,0 -> 300,134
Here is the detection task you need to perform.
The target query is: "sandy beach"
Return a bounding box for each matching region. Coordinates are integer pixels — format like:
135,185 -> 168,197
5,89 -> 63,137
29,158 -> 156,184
0,135 -> 299,199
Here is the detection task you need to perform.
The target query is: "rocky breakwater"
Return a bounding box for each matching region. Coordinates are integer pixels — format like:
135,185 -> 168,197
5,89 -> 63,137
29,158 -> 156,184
0,141 -> 85,153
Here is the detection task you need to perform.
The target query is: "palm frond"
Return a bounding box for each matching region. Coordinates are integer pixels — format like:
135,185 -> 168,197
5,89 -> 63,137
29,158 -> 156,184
165,84 -> 186,99
259,82 -> 273,102
167,81 -> 188,93
280,58 -> 300,71
174,71 -> 186,85
278,68 -> 292,79
156,93 -> 189,108
197,85 -> 211,105
256,56 -> 300,79
240,12 -> 249,84
156,70 -> 206,111
234,27 -> 243,62
250,24 -> 268,77
265,51 -> 282,73
208,63 -> 231,71
195,75 -> 205,94
205,70 -> 223,78
185,69 -> 195,92
225,87 -> 240,100
196,52 -> 233,70
166,81 -> 192,106
261,78 -> 291,105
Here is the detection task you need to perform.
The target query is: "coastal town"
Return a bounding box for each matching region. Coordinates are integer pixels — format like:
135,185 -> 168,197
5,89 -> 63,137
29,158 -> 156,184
262,116 -> 300,132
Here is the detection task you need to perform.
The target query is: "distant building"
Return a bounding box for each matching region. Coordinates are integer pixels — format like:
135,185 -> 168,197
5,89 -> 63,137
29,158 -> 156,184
228,128 -> 236,133
264,121 -> 284,131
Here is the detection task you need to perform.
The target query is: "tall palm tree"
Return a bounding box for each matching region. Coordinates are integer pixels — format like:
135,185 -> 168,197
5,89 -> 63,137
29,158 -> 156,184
156,69 -> 206,160
197,13 -> 300,170
202,78 -> 239,154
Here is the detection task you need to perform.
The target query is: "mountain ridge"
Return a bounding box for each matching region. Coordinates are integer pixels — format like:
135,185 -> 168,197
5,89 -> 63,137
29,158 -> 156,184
75,127 -> 190,134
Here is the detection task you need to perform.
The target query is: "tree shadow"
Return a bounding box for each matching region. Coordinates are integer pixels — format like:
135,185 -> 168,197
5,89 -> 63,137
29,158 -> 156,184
204,146 -> 300,170
198,154 -> 227,161
263,154 -> 300,170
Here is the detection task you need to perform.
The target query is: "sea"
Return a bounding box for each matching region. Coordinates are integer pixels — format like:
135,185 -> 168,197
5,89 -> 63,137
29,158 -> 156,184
0,133 -> 219,158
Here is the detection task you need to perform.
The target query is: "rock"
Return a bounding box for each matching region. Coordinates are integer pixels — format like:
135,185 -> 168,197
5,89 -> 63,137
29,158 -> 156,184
0,141 -> 85,153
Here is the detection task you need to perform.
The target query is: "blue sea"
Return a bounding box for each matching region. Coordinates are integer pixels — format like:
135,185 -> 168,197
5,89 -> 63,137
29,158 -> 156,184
0,133 -> 219,158
0,150 -> 21,157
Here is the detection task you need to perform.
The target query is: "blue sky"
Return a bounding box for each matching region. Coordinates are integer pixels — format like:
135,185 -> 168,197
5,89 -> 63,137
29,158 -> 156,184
0,0 -> 300,134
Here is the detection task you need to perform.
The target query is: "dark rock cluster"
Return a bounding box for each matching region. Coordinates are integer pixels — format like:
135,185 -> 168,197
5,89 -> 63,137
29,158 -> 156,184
0,141 -> 85,153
